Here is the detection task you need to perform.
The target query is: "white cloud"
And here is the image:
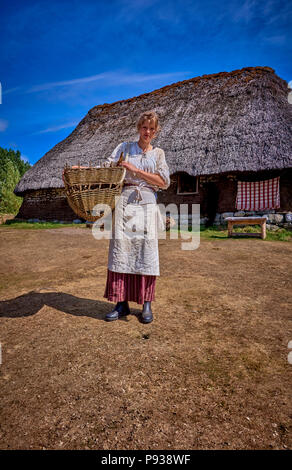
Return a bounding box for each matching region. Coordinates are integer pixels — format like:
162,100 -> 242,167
116,71 -> 191,84
260,34 -> 285,45
26,73 -> 111,93
33,120 -> 79,135
2,86 -> 22,95
0,119 -> 8,132
24,70 -> 191,94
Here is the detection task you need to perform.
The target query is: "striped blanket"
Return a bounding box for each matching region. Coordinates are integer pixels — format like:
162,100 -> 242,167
236,177 -> 280,211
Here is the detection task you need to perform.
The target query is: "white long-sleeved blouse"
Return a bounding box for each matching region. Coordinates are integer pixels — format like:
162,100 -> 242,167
107,141 -> 170,191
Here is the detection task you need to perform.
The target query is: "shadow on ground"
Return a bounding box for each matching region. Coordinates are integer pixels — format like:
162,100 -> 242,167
0,291 -> 140,321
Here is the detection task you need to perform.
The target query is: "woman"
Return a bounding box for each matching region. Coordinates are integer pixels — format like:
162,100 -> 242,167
104,110 -> 170,323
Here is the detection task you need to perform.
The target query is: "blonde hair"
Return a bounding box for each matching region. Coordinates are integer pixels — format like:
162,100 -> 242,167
136,110 -> 161,135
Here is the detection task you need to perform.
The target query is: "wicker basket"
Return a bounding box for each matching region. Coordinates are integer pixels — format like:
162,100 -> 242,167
63,160 -> 127,222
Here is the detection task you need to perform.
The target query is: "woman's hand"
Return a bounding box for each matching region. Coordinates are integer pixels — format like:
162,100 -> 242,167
119,161 -> 138,173
120,161 -> 166,188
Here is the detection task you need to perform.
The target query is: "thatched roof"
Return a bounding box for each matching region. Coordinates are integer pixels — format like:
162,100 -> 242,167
15,66 -> 292,196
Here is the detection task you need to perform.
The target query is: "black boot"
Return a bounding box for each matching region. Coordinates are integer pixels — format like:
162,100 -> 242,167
105,301 -> 130,321
141,301 -> 153,323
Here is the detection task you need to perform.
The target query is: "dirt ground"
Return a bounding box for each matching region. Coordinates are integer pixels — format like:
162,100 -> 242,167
0,226 -> 291,450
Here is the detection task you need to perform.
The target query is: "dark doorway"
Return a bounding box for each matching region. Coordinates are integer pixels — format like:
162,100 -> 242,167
205,182 -> 219,227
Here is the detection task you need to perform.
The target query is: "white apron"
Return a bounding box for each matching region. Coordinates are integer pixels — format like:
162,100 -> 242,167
108,187 -> 164,275
106,142 -> 170,276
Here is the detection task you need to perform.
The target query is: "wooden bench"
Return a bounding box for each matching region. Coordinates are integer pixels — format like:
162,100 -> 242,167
225,217 -> 267,239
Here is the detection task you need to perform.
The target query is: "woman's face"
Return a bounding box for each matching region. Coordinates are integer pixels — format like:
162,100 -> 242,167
139,119 -> 157,144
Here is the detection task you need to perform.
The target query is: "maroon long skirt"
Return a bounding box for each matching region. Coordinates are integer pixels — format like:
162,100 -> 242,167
104,269 -> 156,304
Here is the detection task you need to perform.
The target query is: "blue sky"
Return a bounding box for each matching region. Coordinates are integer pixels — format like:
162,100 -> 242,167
0,0 -> 291,165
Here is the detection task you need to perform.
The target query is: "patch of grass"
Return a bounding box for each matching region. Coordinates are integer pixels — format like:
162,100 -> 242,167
199,225 -> 227,239
170,225 -> 292,242
230,225 -> 292,242
0,219 -> 87,230
263,228 -> 292,242
2,219 -> 291,241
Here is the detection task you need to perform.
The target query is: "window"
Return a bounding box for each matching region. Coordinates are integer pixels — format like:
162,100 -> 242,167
177,173 -> 199,195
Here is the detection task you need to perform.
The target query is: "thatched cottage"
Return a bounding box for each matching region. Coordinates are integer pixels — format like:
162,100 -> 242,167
14,66 -> 292,226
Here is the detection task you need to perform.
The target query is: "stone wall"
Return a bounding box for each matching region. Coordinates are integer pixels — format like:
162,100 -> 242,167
217,210 -> 292,230
16,188 -> 78,221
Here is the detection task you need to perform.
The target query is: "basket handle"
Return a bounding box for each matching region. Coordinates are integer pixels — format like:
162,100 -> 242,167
116,151 -> 124,166
116,143 -> 130,166
125,142 -> 130,162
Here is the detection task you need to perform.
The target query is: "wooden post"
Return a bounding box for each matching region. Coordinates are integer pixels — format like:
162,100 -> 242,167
261,220 -> 266,239
228,221 -> 232,237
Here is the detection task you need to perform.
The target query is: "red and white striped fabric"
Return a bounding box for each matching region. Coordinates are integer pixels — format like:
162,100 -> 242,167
236,177 -> 280,211
104,269 -> 156,304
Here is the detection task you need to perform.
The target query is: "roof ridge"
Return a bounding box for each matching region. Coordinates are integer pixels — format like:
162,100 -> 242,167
89,66 -> 275,114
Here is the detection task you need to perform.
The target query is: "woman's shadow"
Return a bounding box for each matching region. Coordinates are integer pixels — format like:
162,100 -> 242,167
0,291 -> 140,321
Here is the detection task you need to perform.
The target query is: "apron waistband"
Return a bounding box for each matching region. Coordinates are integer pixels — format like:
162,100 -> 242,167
124,183 -> 156,193
122,184 -> 156,203
123,183 -> 156,192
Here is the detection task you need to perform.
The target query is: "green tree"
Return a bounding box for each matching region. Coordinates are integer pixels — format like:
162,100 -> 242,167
0,160 -> 22,213
0,147 -> 31,180
0,147 -> 31,214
